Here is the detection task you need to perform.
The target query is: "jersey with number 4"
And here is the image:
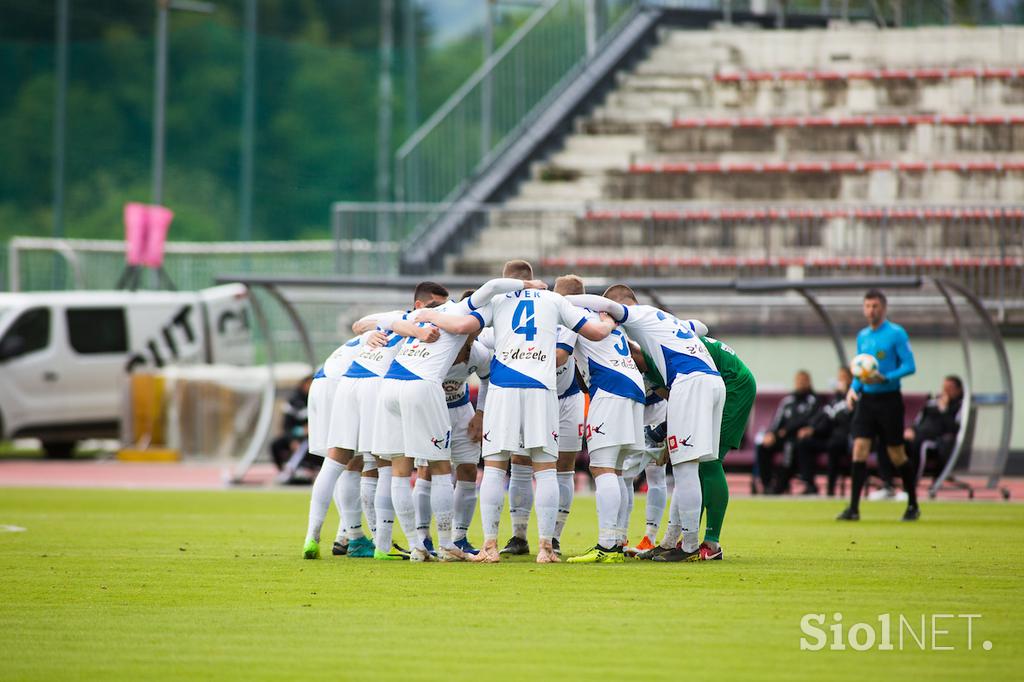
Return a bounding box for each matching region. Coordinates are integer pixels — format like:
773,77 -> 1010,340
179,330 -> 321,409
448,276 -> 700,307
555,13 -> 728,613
620,305 -> 719,386
574,311 -> 644,403
471,289 -> 588,391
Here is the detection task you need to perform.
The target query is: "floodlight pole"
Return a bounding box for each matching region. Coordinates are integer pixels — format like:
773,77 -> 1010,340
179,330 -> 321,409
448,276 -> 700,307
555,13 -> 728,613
151,0 -> 215,207
239,0 -> 257,250
52,0 -> 69,241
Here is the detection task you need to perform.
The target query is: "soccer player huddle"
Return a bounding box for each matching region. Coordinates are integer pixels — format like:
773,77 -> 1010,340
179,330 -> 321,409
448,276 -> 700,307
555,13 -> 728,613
302,259 -> 755,564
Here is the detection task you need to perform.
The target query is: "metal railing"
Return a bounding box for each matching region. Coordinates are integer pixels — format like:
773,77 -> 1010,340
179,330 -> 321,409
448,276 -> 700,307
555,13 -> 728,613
395,0 -> 641,207
330,201 -> 1024,314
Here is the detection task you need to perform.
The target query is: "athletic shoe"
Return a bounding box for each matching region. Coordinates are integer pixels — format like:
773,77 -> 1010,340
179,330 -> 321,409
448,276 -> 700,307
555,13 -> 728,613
453,538 -> 480,556
699,541 -> 723,561
392,543 -> 409,554
551,538 -> 561,556
635,544 -> 674,561
302,539 -> 320,560
536,539 -> 560,564
422,537 -> 437,557
410,547 -> 436,562
567,544 -> 625,564
651,547 -> 700,562
499,536 -> 530,556
331,541 -> 348,556
437,545 -> 468,562
867,486 -> 906,502
347,536 -> 375,558
468,539 -> 500,563
373,549 -> 409,561
901,505 -> 921,522
625,536 -> 655,557
836,507 -> 860,521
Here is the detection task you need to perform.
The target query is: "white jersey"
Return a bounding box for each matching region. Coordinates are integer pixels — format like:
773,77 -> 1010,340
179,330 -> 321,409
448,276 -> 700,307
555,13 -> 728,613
476,327 -> 494,351
319,335 -> 364,379
573,312 -> 644,403
472,289 -> 587,391
442,339 -> 492,408
620,305 -> 718,386
555,326 -> 581,399
384,299 -> 475,383
342,310 -> 408,379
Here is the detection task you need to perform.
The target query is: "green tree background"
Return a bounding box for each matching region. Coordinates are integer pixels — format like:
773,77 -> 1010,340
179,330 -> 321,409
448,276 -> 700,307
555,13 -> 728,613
0,0 -> 528,244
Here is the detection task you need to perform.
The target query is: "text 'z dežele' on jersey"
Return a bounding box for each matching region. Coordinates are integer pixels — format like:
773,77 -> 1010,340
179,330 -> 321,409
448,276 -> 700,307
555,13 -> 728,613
472,289 -> 588,391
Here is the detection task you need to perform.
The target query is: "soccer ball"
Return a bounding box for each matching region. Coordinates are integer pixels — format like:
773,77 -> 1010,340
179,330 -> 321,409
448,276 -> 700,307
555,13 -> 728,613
849,353 -> 878,381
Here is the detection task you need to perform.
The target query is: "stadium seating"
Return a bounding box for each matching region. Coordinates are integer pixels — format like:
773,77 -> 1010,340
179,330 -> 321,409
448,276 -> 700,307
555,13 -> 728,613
452,24 -> 1024,300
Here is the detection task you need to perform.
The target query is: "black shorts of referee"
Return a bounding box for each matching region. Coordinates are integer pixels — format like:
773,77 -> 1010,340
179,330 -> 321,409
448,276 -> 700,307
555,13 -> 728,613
850,391 -> 904,447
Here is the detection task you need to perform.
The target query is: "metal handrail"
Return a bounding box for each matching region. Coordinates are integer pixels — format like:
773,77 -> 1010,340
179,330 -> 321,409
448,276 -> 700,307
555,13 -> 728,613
395,0 -> 564,160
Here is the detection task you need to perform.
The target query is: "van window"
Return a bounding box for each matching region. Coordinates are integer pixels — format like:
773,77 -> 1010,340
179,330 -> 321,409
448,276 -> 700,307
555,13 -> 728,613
66,307 -> 128,354
0,307 -> 51,361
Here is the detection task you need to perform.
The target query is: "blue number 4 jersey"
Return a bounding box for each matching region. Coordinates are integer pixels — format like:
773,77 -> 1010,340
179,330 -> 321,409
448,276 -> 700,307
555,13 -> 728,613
471,289 -> 588,391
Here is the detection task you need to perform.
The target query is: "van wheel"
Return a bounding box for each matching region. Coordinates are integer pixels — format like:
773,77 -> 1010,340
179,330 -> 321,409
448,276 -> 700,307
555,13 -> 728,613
42,441 -> 76,459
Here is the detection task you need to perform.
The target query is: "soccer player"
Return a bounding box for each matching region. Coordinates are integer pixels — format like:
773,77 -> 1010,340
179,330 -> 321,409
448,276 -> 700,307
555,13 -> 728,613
306,334 -> 379,558
567,287 -> 724,563
442,317 -> 493,555
301,283 -> 446,560
838,289 -> 919,522
561,277 -> 646,564
416,260 -> 616,563
371,276 -> 545,562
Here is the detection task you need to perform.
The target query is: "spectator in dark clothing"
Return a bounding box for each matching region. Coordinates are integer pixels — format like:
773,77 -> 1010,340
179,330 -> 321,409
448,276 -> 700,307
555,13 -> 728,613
793,367 -> 854,496
755,370 -> 819,494
271,375 -> 316,482
904,375 -> 964,479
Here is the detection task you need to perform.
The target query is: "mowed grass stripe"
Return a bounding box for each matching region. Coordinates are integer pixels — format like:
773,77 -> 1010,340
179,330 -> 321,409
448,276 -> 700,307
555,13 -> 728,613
0,488 -> 1021,681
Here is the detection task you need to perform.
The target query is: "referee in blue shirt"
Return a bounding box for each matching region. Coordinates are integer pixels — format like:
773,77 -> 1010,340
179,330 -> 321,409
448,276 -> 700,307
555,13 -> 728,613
838,290 -> 920,521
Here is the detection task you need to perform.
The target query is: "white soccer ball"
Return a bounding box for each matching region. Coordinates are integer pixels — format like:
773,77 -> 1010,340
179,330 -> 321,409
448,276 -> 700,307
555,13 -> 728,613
850,353 -> 879,381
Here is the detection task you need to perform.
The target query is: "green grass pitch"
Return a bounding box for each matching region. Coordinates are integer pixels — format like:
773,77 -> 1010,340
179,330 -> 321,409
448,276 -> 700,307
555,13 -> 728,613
1,487 -> 1021,681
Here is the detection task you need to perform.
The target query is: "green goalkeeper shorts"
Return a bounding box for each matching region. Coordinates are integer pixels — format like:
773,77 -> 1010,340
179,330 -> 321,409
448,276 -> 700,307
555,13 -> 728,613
718,372 -> 756,460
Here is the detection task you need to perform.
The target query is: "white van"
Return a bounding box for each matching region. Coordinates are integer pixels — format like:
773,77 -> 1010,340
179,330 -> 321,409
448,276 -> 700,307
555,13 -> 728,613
0,284 -> 254,456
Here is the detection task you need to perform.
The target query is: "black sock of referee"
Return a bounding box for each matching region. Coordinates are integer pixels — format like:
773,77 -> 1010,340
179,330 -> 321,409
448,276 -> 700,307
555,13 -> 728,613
900,462 -> 918,507
850,461 -> 867,513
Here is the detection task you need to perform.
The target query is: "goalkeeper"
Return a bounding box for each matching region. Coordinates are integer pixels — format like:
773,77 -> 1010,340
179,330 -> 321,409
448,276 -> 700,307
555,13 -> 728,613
636,332 -> 756,561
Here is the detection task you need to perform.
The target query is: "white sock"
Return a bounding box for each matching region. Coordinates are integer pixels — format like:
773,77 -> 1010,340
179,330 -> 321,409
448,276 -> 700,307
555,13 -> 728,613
360,475 -> 378,537
479,467 -> 507,541
644,463 -> 667,542
332,473 -> 348,544
534,468 -> 558,543
594,472 -> 621,549
661,490 -> 681,548
338,469 -> 364,542
374,466 -> 395,553
414,478 -> 432,542
509,463 -> 533,540
453,480 -> 477,541
672,461 -> 702,553
431,473 -> 455,549
618,475 -> 635,546
555,471 -> 574,541
391,474 -> 423,551
305,458 -> 344,543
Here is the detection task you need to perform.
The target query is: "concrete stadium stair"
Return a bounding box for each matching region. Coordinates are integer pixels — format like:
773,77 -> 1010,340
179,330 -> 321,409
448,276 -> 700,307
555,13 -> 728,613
450,23 -> 1024,299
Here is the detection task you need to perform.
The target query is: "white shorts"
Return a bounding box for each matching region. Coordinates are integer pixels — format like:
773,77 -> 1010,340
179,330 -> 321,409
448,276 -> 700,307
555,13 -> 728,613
482,385 -> 558,463
362,457 -> 378,473
644,399 -> 667,428
449,402 -> 481,465
306,376 -> 338,457
327,376 -> 380,454
372,378 -> 452,461
585,394 -> 645,454
666,372 -> 726,465
557,392 -> 585,452
621,450 -> 655,480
